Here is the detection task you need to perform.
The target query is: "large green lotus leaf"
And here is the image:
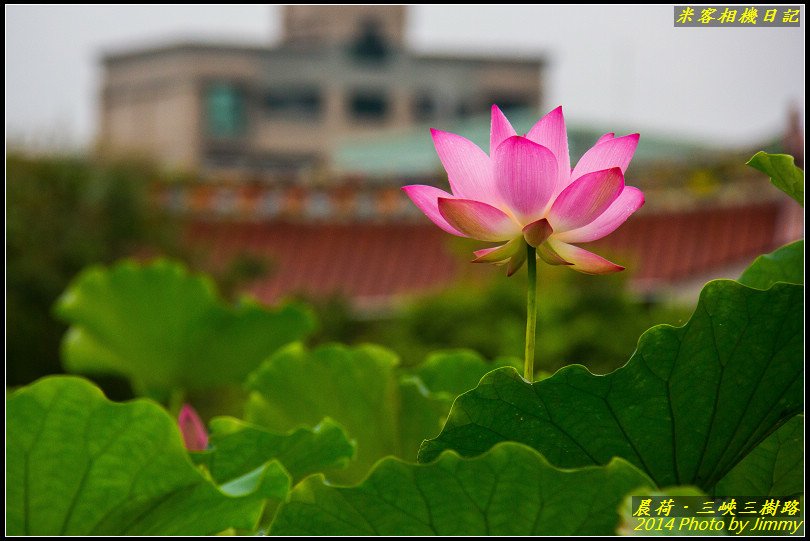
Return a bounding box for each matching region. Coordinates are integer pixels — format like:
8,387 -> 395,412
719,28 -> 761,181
397,376 -> 454,460
6,376 -> 290,535
419,281 -> 803,491
245,343 -> 450,482
714,415 -> 803,498
54,259 -> 315,398
196,416 -> 355,484
270,442 -> 654,536
414,349 -> 522,397
739,240 -> 804,290
747,151 -> 804,206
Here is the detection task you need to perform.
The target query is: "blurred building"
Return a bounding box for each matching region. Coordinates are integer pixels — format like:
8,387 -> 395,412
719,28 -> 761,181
99,5 -> 544,180
98,6 -> 802,308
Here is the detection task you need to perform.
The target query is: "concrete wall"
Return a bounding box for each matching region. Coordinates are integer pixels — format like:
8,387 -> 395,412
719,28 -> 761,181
99,44 -> 543,179
100,47 -> 266,172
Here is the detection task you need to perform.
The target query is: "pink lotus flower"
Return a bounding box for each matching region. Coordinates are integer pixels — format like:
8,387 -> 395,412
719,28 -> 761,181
178,404 -> 208,451
403,105 -> 644,275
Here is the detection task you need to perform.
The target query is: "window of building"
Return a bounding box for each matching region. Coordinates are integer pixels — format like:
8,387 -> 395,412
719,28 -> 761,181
349,91 -> 389,121
204,148 -> 249,170
456,101 -> 473,118
350,17 -> 390,63
206,83 -> 246,139
413,93 -> 436,121
264,87 -> 322,118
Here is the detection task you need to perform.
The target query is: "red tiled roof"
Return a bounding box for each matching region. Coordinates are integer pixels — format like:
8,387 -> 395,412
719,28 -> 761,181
191,222 -> 464,304
188,199 -> 802,305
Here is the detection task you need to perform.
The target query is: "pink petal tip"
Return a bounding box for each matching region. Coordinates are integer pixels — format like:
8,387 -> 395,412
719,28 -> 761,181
402,184 -> 466,237
546,240 -> 625,275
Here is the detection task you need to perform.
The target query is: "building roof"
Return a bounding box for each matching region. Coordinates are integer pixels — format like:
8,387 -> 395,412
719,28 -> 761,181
101,40 -> 545,67
188,198 -> 800,309
334,108 -> 727,180
101,41 -> 270,65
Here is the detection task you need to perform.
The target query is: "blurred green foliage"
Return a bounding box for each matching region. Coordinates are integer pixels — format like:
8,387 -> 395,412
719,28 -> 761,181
55,259 -> 315,402
6,150 -> 802,535
305,268 -> 690,376
8,152 -> 688,392
6,153 -> 272,392
6,153 -> 179,388
245,343 -> 452,482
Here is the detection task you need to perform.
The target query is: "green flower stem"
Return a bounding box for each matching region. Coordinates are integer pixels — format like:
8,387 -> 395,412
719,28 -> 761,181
524,242 -> 537,381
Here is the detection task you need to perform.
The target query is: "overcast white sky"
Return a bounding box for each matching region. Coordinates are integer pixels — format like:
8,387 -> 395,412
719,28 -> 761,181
5,5 -> 805,149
